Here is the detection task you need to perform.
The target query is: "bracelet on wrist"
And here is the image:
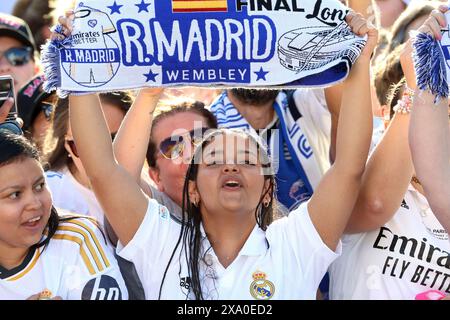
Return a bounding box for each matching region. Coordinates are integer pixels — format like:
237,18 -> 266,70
393,86 -> 414,114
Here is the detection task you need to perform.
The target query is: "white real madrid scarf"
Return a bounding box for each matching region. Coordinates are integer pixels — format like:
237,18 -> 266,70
42,0 -> 367,95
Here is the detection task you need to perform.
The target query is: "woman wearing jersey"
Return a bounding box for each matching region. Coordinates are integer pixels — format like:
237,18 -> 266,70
0,125 -> 127,300
329,6 -> 450,300
67,12 -> 377,299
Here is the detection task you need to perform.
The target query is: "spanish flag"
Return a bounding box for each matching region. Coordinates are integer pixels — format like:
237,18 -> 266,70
172,0 -> 228,13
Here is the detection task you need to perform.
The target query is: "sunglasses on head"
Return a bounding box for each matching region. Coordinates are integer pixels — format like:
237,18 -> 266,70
67,132 -> 117,158
158,127 -> 209,160
0,47 -> 33,67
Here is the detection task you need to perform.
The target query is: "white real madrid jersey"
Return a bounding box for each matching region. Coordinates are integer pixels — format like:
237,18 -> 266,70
46,169 -> 105,230
0,217 -> 128,300
117,197 -> 340,300
329,185 -> 450,300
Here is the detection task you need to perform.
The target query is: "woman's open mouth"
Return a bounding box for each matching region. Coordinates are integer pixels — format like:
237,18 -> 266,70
222,180 -> 242,190
22,216 -> 43,229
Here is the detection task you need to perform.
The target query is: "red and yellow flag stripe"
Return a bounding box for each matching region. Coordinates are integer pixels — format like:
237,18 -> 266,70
172,0 -> 228,13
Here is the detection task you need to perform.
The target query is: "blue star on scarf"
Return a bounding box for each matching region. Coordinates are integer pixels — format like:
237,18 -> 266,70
254,67 -> 269,81
108,1 -> 123,14
144,69 -> 158,82
136,0 -> 151,13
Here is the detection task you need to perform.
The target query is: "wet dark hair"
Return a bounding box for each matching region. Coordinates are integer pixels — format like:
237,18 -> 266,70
229,89 -> 280,106
0,130 -> 58,249
158,129 -> 277,300
146,100 -> 218,168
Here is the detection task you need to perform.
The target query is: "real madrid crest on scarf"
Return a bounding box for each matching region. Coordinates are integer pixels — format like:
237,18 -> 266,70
42,0 -> 367,96
250,271 -> 275,300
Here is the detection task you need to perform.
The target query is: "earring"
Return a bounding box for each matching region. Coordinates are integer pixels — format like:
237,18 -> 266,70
263,199 -> 270,208
192,199 -> 198,207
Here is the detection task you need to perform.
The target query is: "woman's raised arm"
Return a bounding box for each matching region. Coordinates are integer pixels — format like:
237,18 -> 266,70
308,12 -> 377,250
69,94 -> 148,245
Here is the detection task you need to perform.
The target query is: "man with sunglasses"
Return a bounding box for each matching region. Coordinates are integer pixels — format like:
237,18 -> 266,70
0,13 -> 39,96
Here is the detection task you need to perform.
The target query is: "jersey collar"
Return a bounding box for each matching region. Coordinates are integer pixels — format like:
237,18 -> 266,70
200,223 -> 269,260
0,246 -> 37,280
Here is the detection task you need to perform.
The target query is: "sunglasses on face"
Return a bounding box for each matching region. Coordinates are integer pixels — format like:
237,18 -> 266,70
41,102 -> 54,121
158,127 -> 209,160
67,132 -> 117,158
0,47 -> 33,67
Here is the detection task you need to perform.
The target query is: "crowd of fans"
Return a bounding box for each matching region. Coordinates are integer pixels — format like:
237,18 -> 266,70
0,0 -> 448,300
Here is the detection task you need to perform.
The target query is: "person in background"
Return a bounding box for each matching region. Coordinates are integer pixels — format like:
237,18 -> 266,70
383,1 -> 441,53
375,0 -> 409,29
0,13 -> 40,96
12,0 -> 55,50
43,92 -> 132,228
17,74 -> 55,150
329,9 -> 450,299
163,88 -> 220,107
372,1 -> 441,147
374,45 -> 406,127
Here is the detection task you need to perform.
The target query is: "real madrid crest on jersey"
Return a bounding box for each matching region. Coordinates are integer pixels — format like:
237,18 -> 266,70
250,271 -> 275,300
